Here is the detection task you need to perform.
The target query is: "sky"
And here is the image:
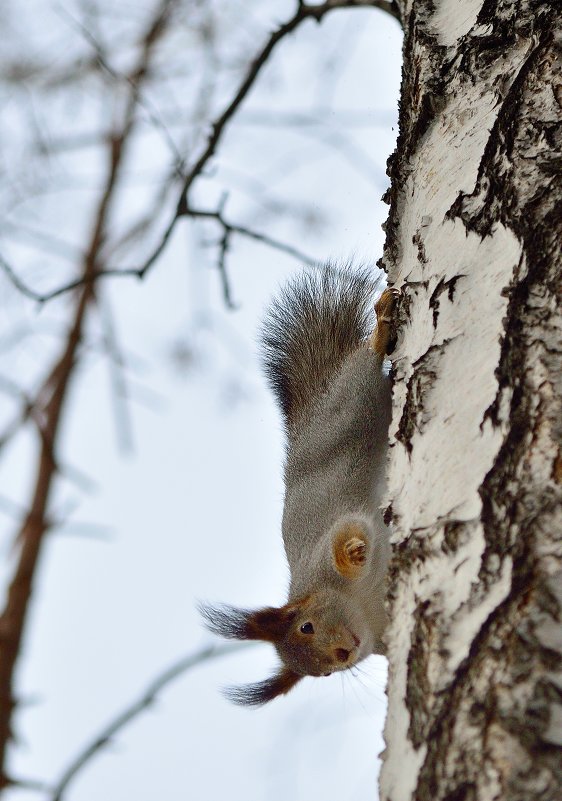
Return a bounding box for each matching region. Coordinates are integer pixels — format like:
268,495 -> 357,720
0,2 -> 402,799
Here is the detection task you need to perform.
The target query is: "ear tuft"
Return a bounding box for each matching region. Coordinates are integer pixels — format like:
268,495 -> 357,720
198,602 -> 297,643
198,602 -> 254,640
224,668 -> 302,706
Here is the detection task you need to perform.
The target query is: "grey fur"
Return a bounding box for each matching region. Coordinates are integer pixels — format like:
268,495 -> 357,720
269,265 -> 392,655
202,264 -> 393,704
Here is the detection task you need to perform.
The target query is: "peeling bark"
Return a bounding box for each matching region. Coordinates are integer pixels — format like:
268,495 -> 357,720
380,2 -> 561,800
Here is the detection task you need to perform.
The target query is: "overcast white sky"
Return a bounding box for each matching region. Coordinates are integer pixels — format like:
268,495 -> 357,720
0,2 -> 402,799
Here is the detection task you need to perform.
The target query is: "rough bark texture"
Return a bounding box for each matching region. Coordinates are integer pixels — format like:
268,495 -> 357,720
379,1 -> 561,800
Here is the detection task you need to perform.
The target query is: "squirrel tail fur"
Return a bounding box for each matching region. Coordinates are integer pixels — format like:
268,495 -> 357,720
260,263 -> 380,429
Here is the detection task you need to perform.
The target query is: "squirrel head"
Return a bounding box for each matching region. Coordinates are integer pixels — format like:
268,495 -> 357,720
199,593 -> 364,705
199,516 -> 372,706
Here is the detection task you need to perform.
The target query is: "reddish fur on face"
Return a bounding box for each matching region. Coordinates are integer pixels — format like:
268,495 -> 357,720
199,602 -> 308,705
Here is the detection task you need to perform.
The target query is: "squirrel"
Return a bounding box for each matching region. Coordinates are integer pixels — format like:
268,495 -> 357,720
200,265 -> 399,705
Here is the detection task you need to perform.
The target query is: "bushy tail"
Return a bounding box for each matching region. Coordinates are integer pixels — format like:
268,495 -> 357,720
260,263 -> 380,429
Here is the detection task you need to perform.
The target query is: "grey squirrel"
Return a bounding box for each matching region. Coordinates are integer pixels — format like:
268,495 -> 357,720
201,265 -> 398,705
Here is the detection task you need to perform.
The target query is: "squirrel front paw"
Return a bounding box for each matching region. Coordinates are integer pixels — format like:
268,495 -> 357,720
332,520 -> 369,580
344,537 -> 366,566
371,287 -> 401,356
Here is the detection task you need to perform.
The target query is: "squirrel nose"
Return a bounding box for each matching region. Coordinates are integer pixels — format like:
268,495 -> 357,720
335,648 -> 350,663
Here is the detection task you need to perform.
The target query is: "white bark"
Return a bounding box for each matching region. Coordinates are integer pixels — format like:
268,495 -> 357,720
379,1 -> 561,799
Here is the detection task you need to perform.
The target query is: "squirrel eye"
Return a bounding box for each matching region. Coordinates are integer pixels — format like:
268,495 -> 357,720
300,622 -> 314,634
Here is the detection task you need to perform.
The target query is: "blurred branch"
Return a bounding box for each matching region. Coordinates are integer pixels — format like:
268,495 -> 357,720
57,5 -> 184,171
0,54 -> 101,89
236,107 -> 397,128
1,205 -> 316,305
141,0 -> 400,276
185,206 -> 316,263
0,0 -> 178,788
0,256 -> 43,302
295,124 -> 388,188
40,108 -> 394,155
0,255 -> 142,304
3,0 -> 397,306
0,275 -> 94,791
97,295 -> 135,453
5,776 -> 51,794
1,222 -> 86,263
213,194 -> 237,310
187,203 -> 316,309
50,643 -> 246,801
0,372 -> 37,453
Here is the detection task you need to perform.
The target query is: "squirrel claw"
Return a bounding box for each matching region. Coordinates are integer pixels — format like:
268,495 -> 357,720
344,537 -> 366,566
371,287 -> 401,356
374,287 -> 400,318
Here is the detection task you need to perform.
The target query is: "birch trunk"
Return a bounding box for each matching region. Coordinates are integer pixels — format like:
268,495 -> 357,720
379,1 -> 561,799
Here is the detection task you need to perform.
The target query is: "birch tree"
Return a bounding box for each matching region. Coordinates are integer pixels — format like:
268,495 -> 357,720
380,1 -> 561,799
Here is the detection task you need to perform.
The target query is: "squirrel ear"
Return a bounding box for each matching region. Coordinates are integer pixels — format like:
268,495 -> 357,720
198,602 -> 297,643
224,667 -> 302,706
332,520 -> 369,579
247,605 -> 298,641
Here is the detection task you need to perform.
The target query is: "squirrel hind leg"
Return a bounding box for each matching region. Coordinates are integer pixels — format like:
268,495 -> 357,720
370,287 -> 401,357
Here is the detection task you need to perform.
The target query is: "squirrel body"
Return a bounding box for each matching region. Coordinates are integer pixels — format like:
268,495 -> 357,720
201,265 -> 397,705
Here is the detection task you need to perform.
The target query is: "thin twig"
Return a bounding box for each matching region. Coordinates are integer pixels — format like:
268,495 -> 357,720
50,643 -> 246,801
2,0 -> 398,306
0,381 -> 37,453
97,295 -> 134,453
0,0 -> 177,786
214,194 -> 237,309
40,107 -> 395,155
186,206 -> 317,265
5,776 -> 52,794
0,256 -> 144,304
57,2 -> 185,172
1,221 -> 85,263
0,208 -> 316,304
139,0 -> 399,278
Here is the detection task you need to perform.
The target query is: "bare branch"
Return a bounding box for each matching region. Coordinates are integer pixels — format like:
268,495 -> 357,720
5,775 -> 52,794
236,107 -> 397,128
57,4 -> 185,171
1,207 -> 316,305
50,644 -> 246,801
186,208 -> 316,263
0,0 -> 179,785
0,372 -> 37,453
141,0 -> 399,277
3,0 -> 397,306
1,222 -> 85,263
213,194 -> 237,310
178,0 -> 398,200
97,295 -> 135,453
0,256 -> 44,303
0,255 -> 143,304
40,108 -> 395,156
